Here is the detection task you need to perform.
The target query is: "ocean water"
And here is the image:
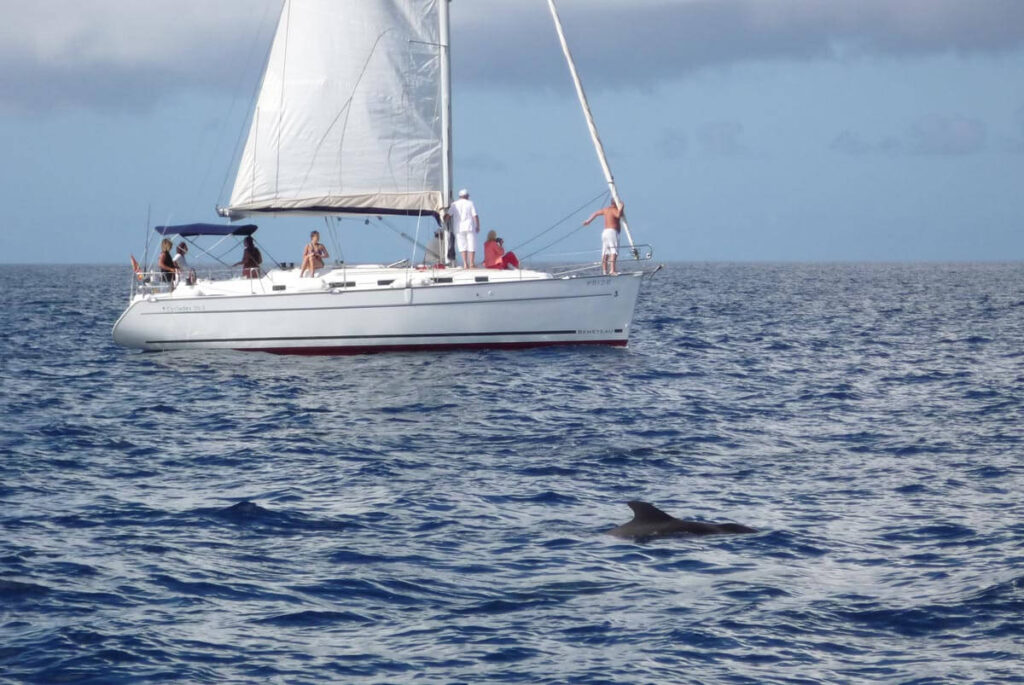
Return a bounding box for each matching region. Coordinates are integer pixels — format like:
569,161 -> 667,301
1,262 -> 1022,684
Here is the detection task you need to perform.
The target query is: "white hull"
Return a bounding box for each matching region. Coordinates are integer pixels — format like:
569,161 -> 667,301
113,266 -> 644,354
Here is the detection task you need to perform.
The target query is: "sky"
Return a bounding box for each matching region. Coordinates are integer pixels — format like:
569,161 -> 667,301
1,0 -> 1023,264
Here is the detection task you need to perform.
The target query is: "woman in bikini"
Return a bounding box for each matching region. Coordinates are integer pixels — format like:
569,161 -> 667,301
300,230 -> 329,277
234,236 -> 263,278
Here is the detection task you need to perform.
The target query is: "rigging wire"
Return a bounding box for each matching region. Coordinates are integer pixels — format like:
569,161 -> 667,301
324,216 -> 344,265
143,205 -> 153,270
410,34 -> 444,266
515,189 -> 608,260
293,31 -> 386,199
218,1 -> 281,208
377,215 -> 433,257
410,211 -> 432,265
203,0 -> 276,206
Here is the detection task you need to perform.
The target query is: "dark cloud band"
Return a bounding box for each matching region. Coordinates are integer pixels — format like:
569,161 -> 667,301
3,0 -> 1024,112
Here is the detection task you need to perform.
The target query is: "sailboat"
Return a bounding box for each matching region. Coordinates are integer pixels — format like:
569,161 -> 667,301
113,0 -> 654,354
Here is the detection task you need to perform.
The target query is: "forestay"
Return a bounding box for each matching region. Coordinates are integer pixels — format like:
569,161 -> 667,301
226,0 -> 444,220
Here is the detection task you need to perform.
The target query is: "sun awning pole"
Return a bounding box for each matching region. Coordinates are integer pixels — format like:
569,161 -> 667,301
546,0 -> 636,255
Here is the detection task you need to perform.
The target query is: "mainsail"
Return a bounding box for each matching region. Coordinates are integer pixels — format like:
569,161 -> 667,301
225,0 -> 445,219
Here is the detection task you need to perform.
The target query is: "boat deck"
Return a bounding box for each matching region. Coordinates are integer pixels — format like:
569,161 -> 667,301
130,263 -> 571,301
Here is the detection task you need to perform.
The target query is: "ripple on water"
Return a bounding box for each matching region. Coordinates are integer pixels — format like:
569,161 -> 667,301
1,264 -> 1022,683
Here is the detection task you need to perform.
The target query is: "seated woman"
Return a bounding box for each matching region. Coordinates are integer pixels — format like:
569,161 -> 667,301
234,236 -> 263,278
483,230 -> 520,270
300,230 -> 330,277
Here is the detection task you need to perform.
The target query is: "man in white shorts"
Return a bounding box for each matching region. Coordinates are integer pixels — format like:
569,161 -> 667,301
583,200 -> 624,275
172,241 -> 195,286
449,188 -> 480,268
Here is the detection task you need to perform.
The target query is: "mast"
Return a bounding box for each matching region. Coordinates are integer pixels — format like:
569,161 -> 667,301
546,0 -> 636,254
439,0 -> 455,265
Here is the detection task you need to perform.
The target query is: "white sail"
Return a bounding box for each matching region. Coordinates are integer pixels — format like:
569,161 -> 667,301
226,0 -> 444,219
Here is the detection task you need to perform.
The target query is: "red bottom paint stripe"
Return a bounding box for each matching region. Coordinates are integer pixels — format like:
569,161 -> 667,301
244,339 -> 628,356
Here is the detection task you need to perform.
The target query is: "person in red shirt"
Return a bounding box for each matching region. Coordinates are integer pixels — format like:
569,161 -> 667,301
483,230 -> 519,270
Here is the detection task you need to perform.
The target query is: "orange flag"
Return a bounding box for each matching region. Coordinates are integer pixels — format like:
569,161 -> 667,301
130,255 -> 143,281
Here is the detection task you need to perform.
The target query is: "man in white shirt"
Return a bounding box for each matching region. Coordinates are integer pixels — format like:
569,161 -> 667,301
449,188 -> 480,268
172,241 -> 195,285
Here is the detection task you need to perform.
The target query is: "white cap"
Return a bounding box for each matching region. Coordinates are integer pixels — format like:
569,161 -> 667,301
458,188 -> 469,197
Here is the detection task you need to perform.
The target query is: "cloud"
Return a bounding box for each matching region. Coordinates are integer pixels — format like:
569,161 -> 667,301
1009,105 -> 1024,153
905,115 -> 987,155
0,0 -> 280,113
830,130 -> 875,156
697,121 -> 748,156
2,0 -> 1024,112
831,115 -> 988,156
457,152 -> 508,174
454,0 -> 1024,90
656,128 -> 688,160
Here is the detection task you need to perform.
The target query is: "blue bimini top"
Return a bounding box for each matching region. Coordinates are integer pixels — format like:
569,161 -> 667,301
154,224 -> 258,237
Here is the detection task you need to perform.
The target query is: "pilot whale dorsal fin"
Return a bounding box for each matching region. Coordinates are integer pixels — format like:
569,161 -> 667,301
611,501 -> 756,540
627,501 -> 676,523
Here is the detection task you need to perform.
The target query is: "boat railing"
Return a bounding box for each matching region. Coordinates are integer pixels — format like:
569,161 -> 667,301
395,244 -> 656,281
129,270 -> 175,296
127,245 -> 657,297
128,265 -> 271,297
544,243 -> 655,278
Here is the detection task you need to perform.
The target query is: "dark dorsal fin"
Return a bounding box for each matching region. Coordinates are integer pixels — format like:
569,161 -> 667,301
627,501 -> 676,523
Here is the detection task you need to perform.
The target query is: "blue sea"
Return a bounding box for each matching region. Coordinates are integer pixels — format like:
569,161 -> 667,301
1,263 -> 1022,684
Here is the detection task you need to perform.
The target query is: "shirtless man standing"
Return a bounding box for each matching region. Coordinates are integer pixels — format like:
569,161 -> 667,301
583,200 -> 624,275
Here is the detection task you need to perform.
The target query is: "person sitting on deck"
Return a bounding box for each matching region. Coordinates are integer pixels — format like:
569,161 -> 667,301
423,229 -> 444,265
300,230 -> 329,277
234,236 -> 263,278
483,230 -> 519,270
